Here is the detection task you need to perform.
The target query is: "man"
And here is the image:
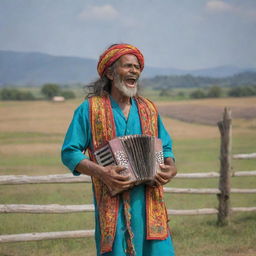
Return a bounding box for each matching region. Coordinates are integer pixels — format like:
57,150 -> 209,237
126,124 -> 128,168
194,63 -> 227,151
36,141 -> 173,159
61,43 -> 177,256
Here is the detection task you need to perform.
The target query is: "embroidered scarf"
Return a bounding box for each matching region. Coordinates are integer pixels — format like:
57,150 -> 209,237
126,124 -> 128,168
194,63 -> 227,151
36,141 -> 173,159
89,95 -> 168,254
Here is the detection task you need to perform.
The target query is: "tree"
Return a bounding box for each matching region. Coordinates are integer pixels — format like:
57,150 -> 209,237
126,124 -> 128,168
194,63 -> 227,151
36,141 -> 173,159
207,85 -> 222,98
190,89 -> 206,99
0,88 -> 35,100
61,90 -> 76,99
228,86 -> 256,97
159,89 -> 171,97
41,84 -> 60,99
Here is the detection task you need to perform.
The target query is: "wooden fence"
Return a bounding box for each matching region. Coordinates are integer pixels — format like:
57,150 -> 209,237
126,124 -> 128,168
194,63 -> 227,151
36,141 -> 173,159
0,108 -> 256,243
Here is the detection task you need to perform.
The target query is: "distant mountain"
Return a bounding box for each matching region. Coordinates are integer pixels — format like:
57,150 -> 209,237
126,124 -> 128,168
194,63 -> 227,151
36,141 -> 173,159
0,50 -> 255,86
0,50 -> 97,86
187,65 -> 256,78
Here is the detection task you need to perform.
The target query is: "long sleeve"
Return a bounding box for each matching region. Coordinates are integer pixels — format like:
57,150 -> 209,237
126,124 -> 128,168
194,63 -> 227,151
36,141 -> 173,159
61,101 -> 91,175
157,114 -> 175,159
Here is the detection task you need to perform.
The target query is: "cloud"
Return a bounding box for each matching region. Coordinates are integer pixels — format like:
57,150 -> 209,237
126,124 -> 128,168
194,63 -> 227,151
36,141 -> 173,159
206,1 -> 233,12
78,5 -> 119,21
205,1 -> 256,21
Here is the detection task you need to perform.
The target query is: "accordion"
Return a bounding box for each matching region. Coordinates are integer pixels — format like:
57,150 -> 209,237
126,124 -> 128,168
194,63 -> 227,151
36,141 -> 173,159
94,135 -> 164,195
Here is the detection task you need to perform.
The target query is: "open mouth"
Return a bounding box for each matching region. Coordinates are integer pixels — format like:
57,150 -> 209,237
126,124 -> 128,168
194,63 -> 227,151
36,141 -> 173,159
125,78 -> 137,87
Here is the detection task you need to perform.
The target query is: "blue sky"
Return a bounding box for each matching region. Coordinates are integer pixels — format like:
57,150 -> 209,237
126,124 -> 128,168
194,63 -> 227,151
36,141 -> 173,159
0,0 -> 256,70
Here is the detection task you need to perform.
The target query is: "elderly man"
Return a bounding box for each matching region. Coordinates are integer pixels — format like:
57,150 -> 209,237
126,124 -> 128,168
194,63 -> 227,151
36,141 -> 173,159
61,44 -> 177,256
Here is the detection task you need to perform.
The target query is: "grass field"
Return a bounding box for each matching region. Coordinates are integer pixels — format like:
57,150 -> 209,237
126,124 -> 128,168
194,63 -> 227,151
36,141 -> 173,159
0,97 -> 256,256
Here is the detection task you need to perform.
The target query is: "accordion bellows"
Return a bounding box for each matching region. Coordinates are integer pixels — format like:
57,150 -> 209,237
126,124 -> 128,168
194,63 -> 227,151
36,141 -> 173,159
94,135 -> 164,195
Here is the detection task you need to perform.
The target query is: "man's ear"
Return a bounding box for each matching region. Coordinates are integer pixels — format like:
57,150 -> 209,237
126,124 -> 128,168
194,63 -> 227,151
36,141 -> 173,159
105,68 -> 114,81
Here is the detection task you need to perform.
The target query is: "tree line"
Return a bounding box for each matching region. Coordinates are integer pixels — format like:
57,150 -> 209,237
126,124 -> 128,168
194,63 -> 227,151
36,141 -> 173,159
189,85 -> 256,99
0,84 -> 76,101
142,71 -> 256,89
1,83 -> 256,101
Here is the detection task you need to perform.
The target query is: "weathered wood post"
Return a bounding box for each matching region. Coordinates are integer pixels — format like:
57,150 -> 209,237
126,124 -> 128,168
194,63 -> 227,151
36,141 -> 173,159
217,107 -> 232,226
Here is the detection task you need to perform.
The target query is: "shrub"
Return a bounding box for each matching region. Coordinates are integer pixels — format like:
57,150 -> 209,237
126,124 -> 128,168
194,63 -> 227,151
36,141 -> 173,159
207,85 -> 222,98
41,84 -> 61,99
228,86 -> 256,97
190,89 -> 206,99
61,90 -> 76,99
0,88 -> 35,100
159,89 -> 171,97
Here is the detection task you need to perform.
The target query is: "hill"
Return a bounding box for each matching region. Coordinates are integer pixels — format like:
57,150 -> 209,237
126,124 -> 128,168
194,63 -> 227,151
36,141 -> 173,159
0,51 -> 97,86
0,50 -> 255,86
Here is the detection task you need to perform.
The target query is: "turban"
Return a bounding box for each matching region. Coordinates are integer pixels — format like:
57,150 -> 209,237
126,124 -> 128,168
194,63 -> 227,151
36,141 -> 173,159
97,44 -> 144,77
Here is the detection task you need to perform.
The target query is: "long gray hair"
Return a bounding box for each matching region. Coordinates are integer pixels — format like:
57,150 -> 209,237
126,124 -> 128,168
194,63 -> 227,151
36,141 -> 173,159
85,61 -> 118,98
85,75 -> 111,98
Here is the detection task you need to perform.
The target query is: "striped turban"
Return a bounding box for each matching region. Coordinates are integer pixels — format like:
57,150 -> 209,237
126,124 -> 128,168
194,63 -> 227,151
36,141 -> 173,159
97,44 -> 144,77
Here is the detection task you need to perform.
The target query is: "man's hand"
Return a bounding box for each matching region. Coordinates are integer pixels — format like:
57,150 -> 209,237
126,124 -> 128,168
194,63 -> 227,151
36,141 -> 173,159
100,165 -> 135,191
154,158 -> 177,186
76,159 -> 134,192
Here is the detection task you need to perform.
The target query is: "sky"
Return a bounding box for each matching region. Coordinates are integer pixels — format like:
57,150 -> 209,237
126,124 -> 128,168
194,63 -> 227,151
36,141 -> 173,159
0,0 -> 256,70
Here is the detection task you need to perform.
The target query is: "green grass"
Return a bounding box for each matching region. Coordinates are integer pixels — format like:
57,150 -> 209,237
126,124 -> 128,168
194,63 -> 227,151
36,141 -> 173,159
0,131 -> 63,144
0,100 -> 256,256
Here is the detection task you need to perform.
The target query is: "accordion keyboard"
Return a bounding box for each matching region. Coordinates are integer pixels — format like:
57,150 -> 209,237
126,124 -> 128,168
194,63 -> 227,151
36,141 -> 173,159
94,144 -> 115,167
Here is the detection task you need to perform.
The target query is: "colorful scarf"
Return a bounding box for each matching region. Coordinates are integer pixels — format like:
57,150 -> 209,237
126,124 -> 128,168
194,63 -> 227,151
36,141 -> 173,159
88,95 -> 169,254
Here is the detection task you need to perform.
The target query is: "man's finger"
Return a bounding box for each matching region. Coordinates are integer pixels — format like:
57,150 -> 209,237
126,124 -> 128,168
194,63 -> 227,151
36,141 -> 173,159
114,173 -> 131,181
114,165 -> 127,172
155,175 -> 168,185
157,171 -> 172,180
114,180 -> 135,188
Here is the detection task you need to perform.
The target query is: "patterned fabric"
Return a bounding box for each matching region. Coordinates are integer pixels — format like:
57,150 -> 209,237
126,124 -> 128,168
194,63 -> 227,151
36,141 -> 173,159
135,97 -> 169,240
135,97 -> 158,137
97,44 -> 144,77
89,95 -> 168,254
122,191 -> 135,256
89,95 -> 116,150
89,95 -> 119,254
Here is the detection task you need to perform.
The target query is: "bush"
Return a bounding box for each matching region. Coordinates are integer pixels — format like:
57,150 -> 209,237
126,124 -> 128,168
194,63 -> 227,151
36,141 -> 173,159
207,85 -> 222,98
41,84 -> 61,99
61,90 -> 76,99
228,86 -> 256,97
190,89 -> 206,99
159,89 -> 171,97
0,88 -> 35,100
177,91 -> 185,98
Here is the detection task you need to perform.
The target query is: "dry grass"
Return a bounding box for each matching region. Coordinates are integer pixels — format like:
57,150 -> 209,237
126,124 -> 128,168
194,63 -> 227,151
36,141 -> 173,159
0,100 -> 77,134
0,143 -> 60,156
163,117 -> 219,139
1,98 -> 255,141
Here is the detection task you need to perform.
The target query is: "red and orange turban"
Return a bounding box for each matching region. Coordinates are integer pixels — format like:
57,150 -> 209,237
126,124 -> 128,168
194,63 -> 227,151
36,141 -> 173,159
97,44 -> 144,77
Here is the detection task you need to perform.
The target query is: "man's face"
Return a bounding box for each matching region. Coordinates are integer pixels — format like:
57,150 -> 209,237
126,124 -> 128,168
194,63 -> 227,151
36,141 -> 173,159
112,54 -> 141,97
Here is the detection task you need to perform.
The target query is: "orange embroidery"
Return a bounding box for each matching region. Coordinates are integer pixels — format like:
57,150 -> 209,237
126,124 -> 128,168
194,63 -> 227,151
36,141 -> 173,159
135,96 -> 169,240
89,96 -> 119,254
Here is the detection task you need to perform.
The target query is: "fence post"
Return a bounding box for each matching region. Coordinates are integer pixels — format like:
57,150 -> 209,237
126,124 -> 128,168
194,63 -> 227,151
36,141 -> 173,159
217,107 -> 232,226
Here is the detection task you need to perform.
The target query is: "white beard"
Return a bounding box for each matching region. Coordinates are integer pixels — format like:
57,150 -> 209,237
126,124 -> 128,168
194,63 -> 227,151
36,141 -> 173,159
113,74 -> 138,97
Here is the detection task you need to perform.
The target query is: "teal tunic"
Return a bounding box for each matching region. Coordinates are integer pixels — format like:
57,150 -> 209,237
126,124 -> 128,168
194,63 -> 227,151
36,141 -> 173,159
62,97 -> 175,256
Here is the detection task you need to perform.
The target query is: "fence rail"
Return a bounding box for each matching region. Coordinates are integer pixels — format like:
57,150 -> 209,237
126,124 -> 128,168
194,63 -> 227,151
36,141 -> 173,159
233,153 -> 256,159
1,206 -> 256,243
1,204 -> 256,215
0,230 -> 95,243
1,171 -> 256,185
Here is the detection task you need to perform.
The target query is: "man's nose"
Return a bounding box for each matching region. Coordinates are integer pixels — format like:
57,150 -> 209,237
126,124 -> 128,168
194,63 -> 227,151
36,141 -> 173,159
129,66 -> 140,74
